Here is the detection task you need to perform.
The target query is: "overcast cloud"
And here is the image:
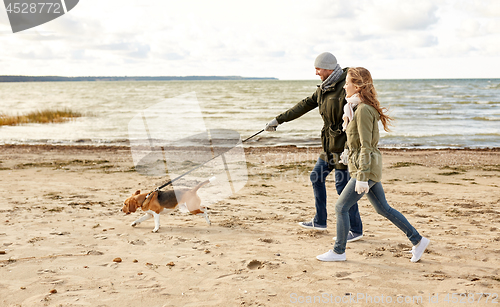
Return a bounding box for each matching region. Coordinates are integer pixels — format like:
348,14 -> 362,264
0,0 -> 499,79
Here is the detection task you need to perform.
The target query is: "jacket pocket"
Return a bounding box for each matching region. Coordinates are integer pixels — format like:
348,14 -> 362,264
328,124 -> 342,138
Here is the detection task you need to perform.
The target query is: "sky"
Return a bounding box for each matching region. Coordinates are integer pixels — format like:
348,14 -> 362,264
0,0 -> 499,80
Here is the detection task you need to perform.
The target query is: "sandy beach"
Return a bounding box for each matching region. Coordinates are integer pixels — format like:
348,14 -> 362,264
0,144 -> 499,307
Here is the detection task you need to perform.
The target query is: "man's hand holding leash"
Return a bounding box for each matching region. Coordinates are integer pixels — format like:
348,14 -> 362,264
265,118 -> 279,131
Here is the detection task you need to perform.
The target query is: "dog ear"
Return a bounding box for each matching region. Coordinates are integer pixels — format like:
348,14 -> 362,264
134,190 -> 141,195
129,198 -> 138,213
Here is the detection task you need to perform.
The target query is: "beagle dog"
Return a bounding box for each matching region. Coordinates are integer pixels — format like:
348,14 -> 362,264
122,177 -> 214,232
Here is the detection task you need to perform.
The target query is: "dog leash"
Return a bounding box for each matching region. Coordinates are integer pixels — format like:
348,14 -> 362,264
152,129 -> 265,192
241,129 -> 265,143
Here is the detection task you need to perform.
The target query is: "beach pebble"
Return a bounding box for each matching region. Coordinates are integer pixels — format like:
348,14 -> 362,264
166,262 -> 175,267
0,250 -> 6,255
113,257 -> 122,263
49,289 -> 57,294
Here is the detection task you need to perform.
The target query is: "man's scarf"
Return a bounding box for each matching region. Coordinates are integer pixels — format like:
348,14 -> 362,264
320,64 -> 343,93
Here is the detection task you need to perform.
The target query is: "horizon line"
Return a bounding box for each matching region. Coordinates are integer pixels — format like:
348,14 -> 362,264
1,75 -> 499,82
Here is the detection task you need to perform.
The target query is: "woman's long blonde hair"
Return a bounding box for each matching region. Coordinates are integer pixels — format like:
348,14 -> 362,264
348,67 -> 392,132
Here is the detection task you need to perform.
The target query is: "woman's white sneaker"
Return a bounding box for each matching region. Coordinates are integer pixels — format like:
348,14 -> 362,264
316,250 -> 346,262
411,237 -> 430,262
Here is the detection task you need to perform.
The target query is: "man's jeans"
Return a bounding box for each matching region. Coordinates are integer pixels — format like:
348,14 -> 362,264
310,158 -> 362,234
333,179 -> 422,254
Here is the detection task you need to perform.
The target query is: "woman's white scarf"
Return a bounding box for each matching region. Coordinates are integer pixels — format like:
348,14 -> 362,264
342,93 -> 361,131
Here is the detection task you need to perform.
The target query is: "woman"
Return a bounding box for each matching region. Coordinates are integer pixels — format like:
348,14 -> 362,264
316,67 -> 430,262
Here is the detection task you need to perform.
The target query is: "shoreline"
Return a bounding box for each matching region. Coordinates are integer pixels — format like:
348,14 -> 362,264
1,143 -> 499,152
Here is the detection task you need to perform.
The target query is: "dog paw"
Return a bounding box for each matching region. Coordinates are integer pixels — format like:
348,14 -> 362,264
152,228 -> 159,233
131,222 -> 137,227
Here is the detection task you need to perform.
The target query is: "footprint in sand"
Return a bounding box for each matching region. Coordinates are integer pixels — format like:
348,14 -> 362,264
247,260 -> 262,270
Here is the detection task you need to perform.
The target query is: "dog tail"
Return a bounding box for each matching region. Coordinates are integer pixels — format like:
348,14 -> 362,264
193,176 -> 216,192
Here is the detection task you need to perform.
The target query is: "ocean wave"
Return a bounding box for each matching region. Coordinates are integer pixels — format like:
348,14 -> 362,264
2,135 -> 497,150
0,138 -> 131,146
382,132 -> 500,138
469,133 -> 500,136
386,101 -> 499,107
471,116 -> 500,121
469,101 -> 499,105
486,83 -> 500,89
391,115 -> 500,121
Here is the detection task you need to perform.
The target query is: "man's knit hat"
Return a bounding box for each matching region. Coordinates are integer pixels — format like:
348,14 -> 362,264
314,52 -> 337,70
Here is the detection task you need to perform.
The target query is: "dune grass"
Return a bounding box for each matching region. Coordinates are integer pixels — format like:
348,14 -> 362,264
0,109 -> 83,126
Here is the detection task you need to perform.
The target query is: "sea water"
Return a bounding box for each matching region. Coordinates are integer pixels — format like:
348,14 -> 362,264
0,79 -> 498,148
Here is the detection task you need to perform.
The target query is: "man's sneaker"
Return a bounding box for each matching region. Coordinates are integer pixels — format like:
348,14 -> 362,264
298,220 -> 327,231
411,237 -> 430,263
333,231 -> 363,242
316,250 -> 346,262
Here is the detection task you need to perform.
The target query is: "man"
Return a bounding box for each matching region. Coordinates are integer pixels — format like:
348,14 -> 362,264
265,52 -> 363,242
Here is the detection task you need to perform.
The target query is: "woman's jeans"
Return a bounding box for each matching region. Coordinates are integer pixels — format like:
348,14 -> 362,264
333,178 -> 422,254
310,158 -> 363,234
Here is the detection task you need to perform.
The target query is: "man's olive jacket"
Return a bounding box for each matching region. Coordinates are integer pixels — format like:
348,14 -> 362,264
276,68 -> 349,169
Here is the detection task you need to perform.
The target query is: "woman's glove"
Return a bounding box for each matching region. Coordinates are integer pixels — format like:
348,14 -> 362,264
265,118 -> 279,131
340,149 -> 349,165
355,181 -> 369,194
